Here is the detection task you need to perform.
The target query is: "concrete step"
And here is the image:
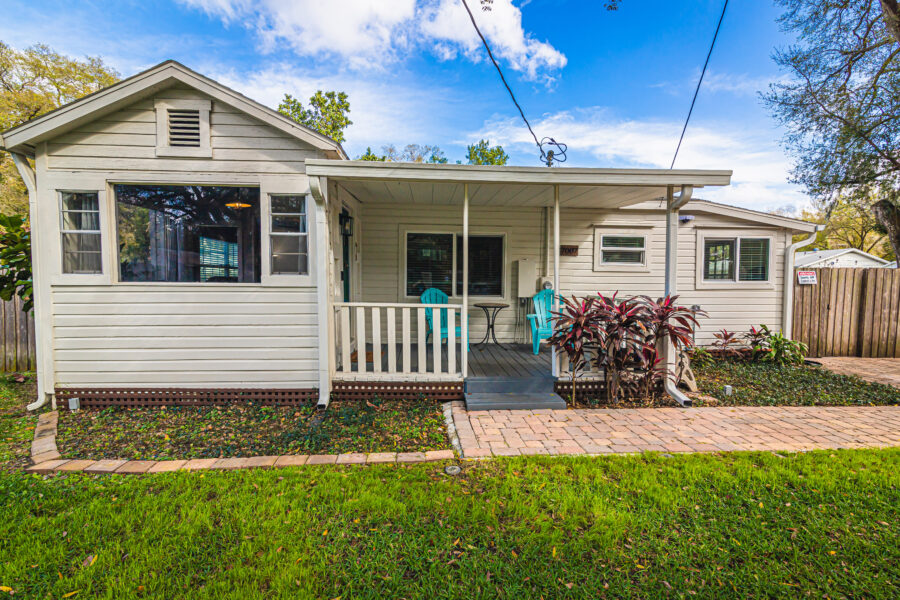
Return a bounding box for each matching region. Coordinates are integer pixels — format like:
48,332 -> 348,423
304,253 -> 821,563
465,376 -> 555,394
464,392 -> 567,411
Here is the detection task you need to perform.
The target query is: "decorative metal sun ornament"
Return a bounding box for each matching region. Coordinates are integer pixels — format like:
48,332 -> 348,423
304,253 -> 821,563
539,137 -> 568,167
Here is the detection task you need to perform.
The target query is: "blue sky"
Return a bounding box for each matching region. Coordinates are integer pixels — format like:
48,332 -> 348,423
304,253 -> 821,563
2,0 -> 805,212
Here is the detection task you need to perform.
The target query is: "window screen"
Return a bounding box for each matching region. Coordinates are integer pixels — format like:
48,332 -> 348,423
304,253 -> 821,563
270,195 -> 308,275
600,235 -> 644,265
60,192 -> 102,274
703,239 -> 735,280
406,233 -> 453,296
738,238 -> 769,281
456,235 -> 503,296
116,184 -> 260,283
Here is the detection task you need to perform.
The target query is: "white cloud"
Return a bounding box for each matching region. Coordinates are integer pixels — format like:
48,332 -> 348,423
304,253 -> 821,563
179,0 -> 565,81
652,69 -> 788,97
466,108 -> 812,212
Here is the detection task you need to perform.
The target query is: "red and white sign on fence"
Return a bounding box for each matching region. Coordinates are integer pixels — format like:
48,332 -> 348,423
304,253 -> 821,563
797,270 -> 818,285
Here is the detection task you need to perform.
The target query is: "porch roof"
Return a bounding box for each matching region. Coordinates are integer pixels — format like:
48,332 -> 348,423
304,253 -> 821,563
305,159 -> 732,208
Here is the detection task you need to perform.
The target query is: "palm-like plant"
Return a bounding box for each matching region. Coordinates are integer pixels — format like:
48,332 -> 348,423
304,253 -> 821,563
547,295 -> 602,405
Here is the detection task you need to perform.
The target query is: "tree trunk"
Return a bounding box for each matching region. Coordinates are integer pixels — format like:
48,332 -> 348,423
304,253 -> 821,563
873,198 -> 900,260
883,0 -> 900,46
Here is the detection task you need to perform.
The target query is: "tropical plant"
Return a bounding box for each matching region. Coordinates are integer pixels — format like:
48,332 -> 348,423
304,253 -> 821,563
711,329 -> 744,359
547,295 -> 602,406
689,346 -> 715,368
640,295 -> 705,350
744,324 -> 773,361
761,331 -> 808,366
0,214 -> 33,312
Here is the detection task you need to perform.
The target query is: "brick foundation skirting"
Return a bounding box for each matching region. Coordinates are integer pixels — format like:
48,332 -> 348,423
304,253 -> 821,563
330,381 -> 464,401
54,387 -> 319,409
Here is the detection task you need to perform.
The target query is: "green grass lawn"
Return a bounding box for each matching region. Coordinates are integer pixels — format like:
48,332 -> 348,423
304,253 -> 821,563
693,359 -> 900,406
2,449 -> 899,599
56,399 -> 450,460
0,373 -> 37,473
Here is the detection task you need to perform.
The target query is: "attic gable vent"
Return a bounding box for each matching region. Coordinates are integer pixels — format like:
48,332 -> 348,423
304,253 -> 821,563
167,109 -> 201,147
154,98 -> 212,158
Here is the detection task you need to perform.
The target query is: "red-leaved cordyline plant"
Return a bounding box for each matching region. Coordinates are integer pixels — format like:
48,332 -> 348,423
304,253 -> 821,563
547,295 -> 603,406
549,292 -> 704,404
712,328 -> 744,358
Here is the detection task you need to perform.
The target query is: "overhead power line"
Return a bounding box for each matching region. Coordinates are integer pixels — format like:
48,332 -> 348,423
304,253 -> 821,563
460,0 -> 566,166
670,0 -> 729,169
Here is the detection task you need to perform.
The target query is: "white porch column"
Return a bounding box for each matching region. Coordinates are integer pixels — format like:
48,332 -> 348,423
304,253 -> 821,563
552,184 -> 560,377
664,185 -> 693,407
310,175 -> 332,407
462,184 -> 469,378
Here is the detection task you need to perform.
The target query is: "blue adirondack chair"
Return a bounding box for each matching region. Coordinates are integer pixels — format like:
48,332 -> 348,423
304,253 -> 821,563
420,288 -> 468,349
527,288 -> 555,355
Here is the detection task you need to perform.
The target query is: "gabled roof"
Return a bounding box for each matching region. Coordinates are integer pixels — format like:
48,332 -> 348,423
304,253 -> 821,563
796,248 -> 890,267
681,200 -> 818,232
0,60 -> 347,159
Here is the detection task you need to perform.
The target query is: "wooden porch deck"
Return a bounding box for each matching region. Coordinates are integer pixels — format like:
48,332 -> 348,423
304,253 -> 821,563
342,343 -> 552,379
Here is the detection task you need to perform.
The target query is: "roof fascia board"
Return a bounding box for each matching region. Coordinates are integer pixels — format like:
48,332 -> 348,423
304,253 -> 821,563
304,159 -> 732,187
685,200 -> 817,232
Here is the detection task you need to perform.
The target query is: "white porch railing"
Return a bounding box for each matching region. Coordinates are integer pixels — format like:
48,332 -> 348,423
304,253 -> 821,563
557,347 -> 605,380
333,302 -> 464,381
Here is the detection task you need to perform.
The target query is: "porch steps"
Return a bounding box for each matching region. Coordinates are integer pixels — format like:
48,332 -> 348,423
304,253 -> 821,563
464,375 -> 566,410
464,392 -> 567,411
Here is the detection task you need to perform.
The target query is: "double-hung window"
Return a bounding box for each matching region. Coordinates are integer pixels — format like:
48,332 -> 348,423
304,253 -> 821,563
269,195 -> 309,275
703,237 -> 770,282
60,191 -> 102,274
405,232 -> 503,297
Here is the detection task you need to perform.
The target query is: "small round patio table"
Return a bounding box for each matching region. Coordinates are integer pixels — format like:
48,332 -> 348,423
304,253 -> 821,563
473,302 -> 509,349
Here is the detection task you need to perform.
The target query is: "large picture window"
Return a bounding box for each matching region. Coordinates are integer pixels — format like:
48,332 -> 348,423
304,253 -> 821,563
404,232 -> 503,297
116,184 -> 261,283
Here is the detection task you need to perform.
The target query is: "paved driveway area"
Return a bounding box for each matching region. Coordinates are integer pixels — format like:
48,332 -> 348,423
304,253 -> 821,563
451,402 -> 900,458
814,357 -> 900,389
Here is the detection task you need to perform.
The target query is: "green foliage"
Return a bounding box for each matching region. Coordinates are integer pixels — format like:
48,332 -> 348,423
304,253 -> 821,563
357,146 -> 386,161
0,214 -> 32,313
764,1 -> 900,259
689,346 -> 714,368
694,359 -> 899,407
763,330 -> 808,366
0,42 -> 119,215
1,450 -> 899,597
381,143 -> 447,163
277,90 -> 351,144
0,372 -> 36,472
465,139 -> 509,165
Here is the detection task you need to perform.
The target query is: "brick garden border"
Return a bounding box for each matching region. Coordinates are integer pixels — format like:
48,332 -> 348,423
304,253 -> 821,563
25,410 -> 455,475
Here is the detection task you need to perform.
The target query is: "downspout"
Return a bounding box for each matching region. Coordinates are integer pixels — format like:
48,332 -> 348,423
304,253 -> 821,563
782,224 -> 824,339
309,175 -> 333,409
9,152 -> 49,412
664,185 -> 693,408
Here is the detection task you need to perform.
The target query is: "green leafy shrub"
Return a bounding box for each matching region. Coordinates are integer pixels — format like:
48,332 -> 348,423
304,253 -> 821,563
0,214 -> 32,312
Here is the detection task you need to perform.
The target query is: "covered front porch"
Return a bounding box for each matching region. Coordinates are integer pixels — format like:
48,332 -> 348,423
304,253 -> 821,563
306,160 -> 732,408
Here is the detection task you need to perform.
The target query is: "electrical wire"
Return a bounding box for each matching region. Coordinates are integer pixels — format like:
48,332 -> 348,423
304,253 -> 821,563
460,0 -> 565,166
670,0 -> 729,169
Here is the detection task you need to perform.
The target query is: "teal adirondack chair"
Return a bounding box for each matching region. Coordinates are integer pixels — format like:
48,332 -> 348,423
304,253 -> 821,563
420,288 -> 468,349
527,288 -> 555,355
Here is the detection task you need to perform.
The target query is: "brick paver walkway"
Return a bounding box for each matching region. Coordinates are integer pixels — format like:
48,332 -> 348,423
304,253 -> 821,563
815,357 -> 900,389
450,401 -> 900,458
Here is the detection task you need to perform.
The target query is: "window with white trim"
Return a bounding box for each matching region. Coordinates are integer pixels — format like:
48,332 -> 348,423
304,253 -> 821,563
599,234 -> 646,265
270,195 -> 309,275
405,232 -> 503,297
703,237 -> 770,282
60,191 -> 102,274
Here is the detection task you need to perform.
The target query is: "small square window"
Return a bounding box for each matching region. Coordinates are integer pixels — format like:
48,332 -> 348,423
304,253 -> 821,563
60,191 -> 102,274
270,195 -> 309,275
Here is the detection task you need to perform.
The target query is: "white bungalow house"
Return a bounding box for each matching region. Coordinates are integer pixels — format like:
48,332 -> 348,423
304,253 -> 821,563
0,61 -> 818,411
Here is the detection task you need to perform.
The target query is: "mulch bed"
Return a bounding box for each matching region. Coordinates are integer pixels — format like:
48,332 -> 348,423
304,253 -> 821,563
57,398 -> 450,461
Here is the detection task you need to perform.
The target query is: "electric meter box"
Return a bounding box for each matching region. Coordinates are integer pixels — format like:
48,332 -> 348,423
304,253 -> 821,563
515,259 -> 537,298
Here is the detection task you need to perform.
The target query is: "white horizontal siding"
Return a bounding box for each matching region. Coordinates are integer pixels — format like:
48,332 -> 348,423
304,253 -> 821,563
357,204 -> 789,347
51,285 -> 320,387
46,85 -> 318,174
